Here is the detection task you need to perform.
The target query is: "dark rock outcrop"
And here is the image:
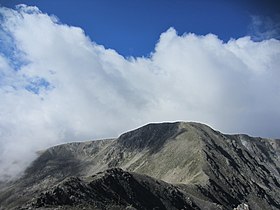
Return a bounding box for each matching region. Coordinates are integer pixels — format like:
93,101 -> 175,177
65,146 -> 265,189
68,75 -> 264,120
24,168 -> 210,210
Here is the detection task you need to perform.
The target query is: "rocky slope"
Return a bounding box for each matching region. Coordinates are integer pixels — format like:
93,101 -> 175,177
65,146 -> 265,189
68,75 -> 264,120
0,122 -> 280,210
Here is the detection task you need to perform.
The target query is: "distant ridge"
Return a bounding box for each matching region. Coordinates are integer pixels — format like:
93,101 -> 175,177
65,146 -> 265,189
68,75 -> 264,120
0,122 -> 280,210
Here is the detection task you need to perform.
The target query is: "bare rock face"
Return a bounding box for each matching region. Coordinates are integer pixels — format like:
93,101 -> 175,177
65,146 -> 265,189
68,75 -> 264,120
0,122 -> 279,210
23,168 -> 213,210
233,203 -> 249,210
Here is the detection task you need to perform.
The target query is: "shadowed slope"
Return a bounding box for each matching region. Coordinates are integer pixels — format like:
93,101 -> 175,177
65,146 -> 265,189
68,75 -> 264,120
23,168 -> 214,210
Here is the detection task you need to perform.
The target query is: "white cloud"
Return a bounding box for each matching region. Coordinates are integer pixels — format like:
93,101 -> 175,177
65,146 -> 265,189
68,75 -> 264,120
0,5 -> 280,180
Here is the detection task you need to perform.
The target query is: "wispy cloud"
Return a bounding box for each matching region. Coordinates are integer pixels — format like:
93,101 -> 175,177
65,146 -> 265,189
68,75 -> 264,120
0,5 -> 280,180
248,15 -> 280,41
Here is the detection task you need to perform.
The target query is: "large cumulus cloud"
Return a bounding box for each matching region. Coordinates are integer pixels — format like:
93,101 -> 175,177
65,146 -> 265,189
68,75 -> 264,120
0,5 -> 280,180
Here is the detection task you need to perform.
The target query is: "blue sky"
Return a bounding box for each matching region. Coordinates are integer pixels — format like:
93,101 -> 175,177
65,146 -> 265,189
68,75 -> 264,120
1,0 -> 280,56
0,1 -> 280,179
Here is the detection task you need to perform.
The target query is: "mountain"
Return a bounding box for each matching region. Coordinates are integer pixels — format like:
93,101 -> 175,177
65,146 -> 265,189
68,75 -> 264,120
0,122 -> 280,210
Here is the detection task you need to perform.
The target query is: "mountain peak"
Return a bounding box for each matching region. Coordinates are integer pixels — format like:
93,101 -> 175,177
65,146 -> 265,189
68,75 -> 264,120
117,121 -> 180,151
1,122 -> 280,210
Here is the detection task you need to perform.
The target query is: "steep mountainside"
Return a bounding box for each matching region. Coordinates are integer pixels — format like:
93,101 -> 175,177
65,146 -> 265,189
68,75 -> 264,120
0,122 -> 279,210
